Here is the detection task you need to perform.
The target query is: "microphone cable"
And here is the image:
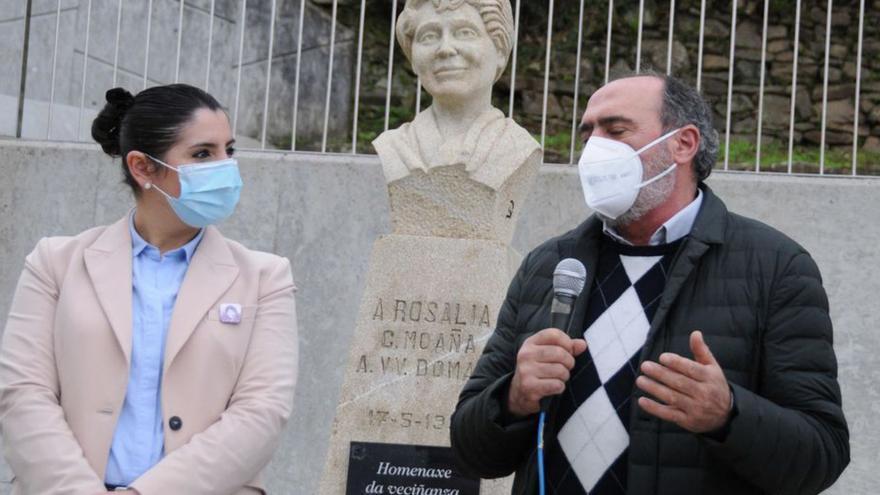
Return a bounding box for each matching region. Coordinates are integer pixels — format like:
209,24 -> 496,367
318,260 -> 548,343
537,258 -> 588,495
538,410 -> 548,495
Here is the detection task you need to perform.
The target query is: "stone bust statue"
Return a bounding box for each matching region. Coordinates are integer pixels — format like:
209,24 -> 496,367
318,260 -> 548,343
373,0 -> 541,242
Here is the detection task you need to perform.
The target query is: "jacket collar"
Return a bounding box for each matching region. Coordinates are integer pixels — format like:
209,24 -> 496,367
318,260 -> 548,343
688,182 -> 727,245
561,182 -> 727,337
84,215 -> 239,368
578,182 -> 728,247
128,209 -> 205,263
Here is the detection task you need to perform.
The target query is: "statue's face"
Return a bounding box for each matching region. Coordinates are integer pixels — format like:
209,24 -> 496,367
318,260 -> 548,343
409,2 -> 500,102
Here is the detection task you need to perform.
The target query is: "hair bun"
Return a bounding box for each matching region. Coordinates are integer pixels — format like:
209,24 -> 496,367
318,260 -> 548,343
91,87 -> 135,156
106,87 -> 135,110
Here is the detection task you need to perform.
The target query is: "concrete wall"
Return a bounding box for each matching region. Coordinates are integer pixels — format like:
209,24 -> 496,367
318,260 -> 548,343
0,139 -> 877,494
0,1 -> 354,145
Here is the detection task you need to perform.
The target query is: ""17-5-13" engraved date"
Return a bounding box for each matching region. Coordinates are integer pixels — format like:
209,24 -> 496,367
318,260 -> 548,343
366,409 -> 448,430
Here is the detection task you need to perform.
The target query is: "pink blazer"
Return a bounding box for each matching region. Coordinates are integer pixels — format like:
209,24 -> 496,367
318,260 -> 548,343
0,216 -> 298,495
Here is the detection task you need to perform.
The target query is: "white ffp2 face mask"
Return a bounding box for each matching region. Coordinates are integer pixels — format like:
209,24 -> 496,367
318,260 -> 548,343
577,128 -> 681,220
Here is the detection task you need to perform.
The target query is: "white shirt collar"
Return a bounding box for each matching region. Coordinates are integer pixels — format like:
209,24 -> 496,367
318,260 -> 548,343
603,189 -> 704,246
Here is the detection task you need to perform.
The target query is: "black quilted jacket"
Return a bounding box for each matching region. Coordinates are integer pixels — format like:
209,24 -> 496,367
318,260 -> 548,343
450,185 -> 849,494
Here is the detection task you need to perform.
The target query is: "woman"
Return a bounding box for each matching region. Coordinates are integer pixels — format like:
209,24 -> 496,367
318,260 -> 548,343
0,84 -> 298,495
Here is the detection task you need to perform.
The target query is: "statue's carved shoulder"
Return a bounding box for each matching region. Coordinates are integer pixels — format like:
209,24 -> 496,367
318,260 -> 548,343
469,118 -> 542,191
373,123 -> 421,184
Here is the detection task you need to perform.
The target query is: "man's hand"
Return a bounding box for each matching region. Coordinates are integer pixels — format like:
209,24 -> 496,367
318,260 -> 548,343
508,328 -> 588,417
636,330 -> 732,433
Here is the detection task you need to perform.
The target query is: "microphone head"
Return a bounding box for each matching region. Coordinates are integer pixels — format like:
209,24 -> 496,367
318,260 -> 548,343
553,258 -> 587,298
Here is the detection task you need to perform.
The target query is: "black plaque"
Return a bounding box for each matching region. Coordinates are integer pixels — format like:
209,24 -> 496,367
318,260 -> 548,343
346,441 -> 480,495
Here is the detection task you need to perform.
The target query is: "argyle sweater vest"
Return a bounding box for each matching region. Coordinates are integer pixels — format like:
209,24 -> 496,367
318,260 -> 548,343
545,236 -> 682,494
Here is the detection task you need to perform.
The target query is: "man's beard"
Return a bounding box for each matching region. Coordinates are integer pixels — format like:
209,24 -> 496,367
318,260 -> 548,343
598,149 -> 676,228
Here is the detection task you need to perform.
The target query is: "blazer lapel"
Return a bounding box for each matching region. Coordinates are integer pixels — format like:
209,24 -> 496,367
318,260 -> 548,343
83,216 -> 134,364
163,226 -> 239,372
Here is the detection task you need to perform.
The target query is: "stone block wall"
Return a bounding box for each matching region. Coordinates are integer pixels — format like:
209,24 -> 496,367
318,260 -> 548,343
501,0 -> 880,164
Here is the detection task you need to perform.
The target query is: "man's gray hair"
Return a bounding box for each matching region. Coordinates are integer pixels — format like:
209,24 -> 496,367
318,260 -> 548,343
615,70 -> 719,182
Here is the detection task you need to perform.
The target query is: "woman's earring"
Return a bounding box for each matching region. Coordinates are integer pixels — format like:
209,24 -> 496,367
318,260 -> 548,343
144,182 -> 152,190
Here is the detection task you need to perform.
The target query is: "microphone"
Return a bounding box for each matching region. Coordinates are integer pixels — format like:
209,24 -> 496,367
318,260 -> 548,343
540,259 -> 588,413
537,258 -> 588,495
550,258 -> 588,333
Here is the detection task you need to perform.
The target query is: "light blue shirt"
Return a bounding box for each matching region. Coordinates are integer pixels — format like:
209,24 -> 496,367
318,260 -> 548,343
105,212 -> 204,486
603,189 -> 704,246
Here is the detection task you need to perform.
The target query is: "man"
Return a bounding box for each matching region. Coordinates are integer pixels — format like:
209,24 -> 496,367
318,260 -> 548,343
450,73 -> 849,494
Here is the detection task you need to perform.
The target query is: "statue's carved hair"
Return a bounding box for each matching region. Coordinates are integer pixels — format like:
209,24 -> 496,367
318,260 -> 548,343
396,0 -> 514,81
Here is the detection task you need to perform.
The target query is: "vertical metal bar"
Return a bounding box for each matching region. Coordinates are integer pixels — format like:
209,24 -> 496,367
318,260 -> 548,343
666,0 -> 675,75
696,0 -> 706,91
722,0 -> 737,171
143,0 -> 153,89
112,0 -> 123,86
77,0 -> 94,141
260,0 -> 277,149
415,78 -> 422,114
15,0 -> 33,139
540,0 -> 554,149
508,0 -> 522,117
232,0 -> 247,136
351,0 -> 367,153
175,0 -> 185,83
569,0 -> 586,164
818,0 -> 833,175
852,0 -> 865,176
291,0 -> 305,150
635,0 -> 644,73
787,0 -> 801,173
205,0 -> 216,90
47,0 -> 63,139
384,0 -> 399,132
321,0 -> 338,153
604,0 -> 613,84
755,0 -> 769,172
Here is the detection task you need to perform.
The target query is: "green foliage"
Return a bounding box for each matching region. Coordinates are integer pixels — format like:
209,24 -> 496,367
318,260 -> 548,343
725,138 -> 880,175
539,130 -> 581,164
538,134 -> 880,176
354,105 -> 415,154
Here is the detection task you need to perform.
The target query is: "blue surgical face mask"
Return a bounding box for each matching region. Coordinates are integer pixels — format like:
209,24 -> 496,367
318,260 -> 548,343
145,154 -> 243,228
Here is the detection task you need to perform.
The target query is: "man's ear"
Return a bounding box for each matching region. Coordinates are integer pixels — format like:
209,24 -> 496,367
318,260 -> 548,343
671,125 -> 700,168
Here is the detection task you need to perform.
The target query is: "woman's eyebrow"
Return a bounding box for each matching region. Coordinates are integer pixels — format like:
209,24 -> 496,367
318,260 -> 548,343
188,142 -> 220,149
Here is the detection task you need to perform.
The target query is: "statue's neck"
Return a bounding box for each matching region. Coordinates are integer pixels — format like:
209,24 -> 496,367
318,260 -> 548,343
431,90 -> 493,141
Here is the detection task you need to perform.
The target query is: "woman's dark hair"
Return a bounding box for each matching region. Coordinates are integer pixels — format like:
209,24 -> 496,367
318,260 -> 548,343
91,84 -> 223,195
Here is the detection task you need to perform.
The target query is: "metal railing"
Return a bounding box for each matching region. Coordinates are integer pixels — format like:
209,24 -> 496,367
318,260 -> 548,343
4,0 -> 877,176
